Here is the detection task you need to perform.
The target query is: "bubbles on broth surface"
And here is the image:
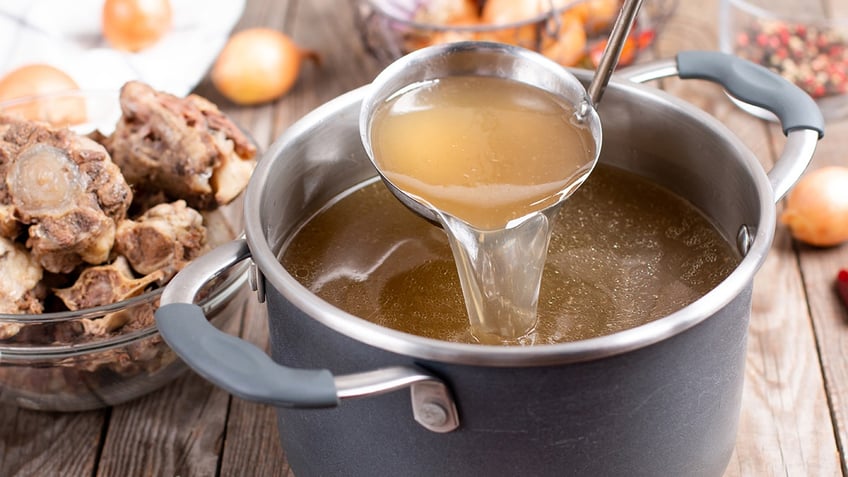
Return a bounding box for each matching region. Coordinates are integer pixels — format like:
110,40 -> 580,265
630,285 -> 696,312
280,165 -> 740,345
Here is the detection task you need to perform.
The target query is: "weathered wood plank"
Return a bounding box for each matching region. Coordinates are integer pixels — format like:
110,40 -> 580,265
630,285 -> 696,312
735,228 -> 841,477
0,406 -> 103,476
219,301 -> 293,477
795,240 -> 848,476
267,0 -> 382,134
95,370 -> 230,477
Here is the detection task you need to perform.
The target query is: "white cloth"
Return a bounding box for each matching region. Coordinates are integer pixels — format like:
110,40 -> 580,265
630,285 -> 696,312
0,0 -> 245,96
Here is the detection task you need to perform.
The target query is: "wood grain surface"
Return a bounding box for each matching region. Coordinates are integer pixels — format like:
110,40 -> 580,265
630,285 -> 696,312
1,0 -> 846,476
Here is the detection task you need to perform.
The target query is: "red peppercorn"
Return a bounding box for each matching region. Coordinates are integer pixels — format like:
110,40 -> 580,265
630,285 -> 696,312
837,269 -> 848,309
735,18 -> 848,98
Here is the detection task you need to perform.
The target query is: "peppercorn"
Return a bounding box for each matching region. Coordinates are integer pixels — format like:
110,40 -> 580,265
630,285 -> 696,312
734,18 -> 848,99
837,269 -> 848,310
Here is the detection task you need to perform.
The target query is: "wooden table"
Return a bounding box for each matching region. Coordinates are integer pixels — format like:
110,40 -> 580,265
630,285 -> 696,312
2,0 -> 847,475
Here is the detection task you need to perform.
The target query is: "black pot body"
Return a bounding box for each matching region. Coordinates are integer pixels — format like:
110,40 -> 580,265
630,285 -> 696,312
267,285 -> 750,477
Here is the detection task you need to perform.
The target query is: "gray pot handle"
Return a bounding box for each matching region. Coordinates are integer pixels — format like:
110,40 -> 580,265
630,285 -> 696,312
618,50 -> 824,202
155,239 -> 459,433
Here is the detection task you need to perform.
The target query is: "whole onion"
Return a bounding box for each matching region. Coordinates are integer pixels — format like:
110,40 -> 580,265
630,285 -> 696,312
0,64 -> 86,125
211,28 -> 318,106
780,166 -> 848,247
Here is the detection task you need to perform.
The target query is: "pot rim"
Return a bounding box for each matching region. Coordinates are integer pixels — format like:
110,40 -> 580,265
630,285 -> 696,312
245,77 -> 776,367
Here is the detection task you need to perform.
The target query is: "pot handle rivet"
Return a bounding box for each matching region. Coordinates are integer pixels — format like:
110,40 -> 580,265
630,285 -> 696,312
411,381 -> 460,433
736,225 -> 753,256
417,403 -> 448,427
248,260 -> 266,303
335,367 -> 460,433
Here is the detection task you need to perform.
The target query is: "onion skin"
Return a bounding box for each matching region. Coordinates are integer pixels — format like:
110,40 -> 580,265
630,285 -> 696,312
780,166 -> 848,247
0,64 -> 86,125
102,0 -> 173,52
211,28 -> 316,106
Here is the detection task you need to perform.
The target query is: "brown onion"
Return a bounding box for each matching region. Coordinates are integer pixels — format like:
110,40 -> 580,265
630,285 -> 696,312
0,64 -> 86,125
102,0 -> 173,52
780,166 -> 848,247
211,28 -> 317,106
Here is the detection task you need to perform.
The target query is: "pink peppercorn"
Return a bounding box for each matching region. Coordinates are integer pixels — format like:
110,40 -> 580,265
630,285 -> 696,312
734,18 -> 848,98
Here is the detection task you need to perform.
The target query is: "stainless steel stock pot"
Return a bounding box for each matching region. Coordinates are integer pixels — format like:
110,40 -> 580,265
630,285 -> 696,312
156,47 -> 823,477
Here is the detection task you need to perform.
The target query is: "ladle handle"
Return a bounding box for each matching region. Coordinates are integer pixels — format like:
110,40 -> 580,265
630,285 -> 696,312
618,51 -> 824,202
155,239 -> 459,433
587,0 -> 644,106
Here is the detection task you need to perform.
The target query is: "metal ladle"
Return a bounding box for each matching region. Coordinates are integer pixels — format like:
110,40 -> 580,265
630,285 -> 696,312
358,0 -> 645,342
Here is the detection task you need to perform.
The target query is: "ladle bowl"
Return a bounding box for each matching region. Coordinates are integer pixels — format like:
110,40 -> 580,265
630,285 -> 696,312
359,41 -> 603,226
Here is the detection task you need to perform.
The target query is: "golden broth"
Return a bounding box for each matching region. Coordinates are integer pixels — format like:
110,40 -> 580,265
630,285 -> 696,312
281,165 -> 740,345
369,75 -> 595,230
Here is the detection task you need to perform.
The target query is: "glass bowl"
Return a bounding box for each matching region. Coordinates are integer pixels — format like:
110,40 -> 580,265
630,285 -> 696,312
0,274 -> 246,412
356,0 -> 678,68
719,0 -> 848,120
0,90 -> 251,411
